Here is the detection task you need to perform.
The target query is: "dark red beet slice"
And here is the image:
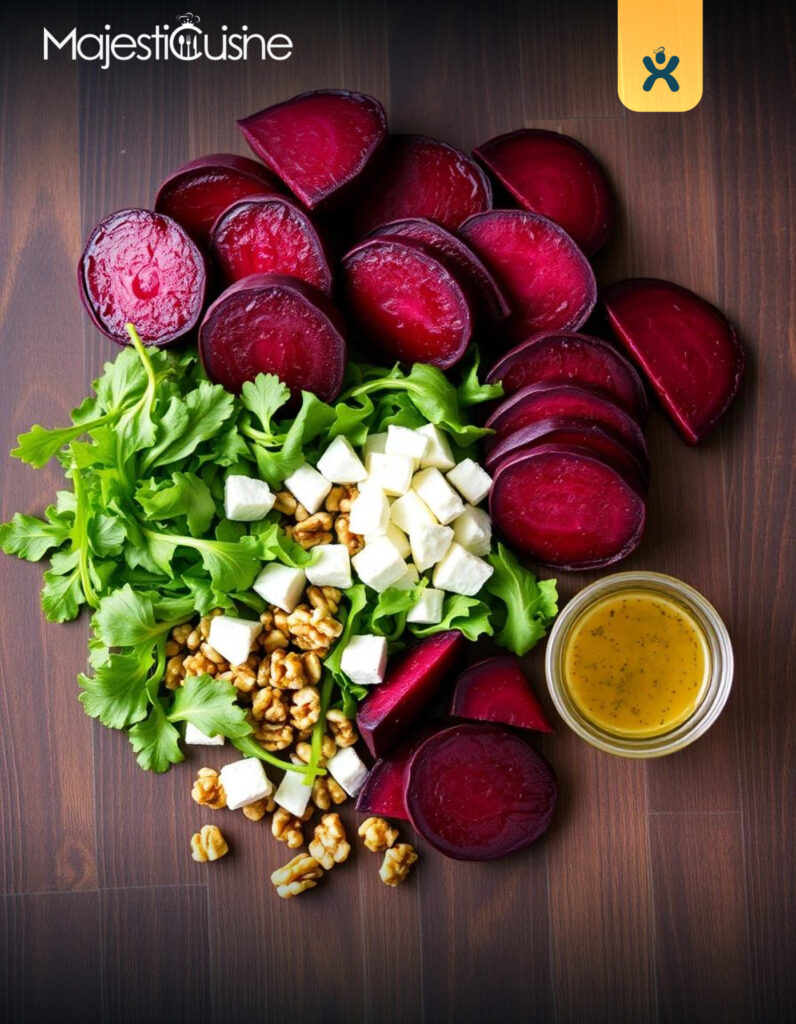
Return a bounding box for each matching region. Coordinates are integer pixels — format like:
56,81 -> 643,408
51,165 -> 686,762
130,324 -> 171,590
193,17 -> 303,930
209,195 -> 331,293
352,135 -> 492,235
357,631 -> 465,758
355,724 -> 439,821
473,130 -> 614,256
154,153 -> 279,247
341,237 -> 473,369
450,656 -> 554,733
460,210 -> 596,340
602,278 -> 745,444
486,331 -> 648,421
78,208 -> 207,347
237,90 -> 387,210
490,444 -> 646,569
198,273 -> 346,400
405,723 -> 557,860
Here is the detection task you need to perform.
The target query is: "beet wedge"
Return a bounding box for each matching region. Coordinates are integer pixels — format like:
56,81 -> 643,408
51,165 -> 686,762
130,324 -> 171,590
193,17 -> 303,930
490,444 -> 646,570
198,273 -> 346,400
405,723 -> 558,860
357,631 -> 465,758
460,210 -> 596,340
78,208 -> 207,347
450,656 -> 554,732
355,724 -> 439,820
341,236 -> 473,369
352,134 -> 492,235
602,278 -> 745,444
474,129 -> 614,256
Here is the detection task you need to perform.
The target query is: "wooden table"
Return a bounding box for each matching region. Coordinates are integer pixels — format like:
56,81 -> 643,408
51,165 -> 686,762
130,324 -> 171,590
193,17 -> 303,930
1,2 -> 793,1021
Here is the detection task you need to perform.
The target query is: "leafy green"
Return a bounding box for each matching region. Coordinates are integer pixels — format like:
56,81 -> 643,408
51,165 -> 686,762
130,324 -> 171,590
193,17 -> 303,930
168,675 -> 252,739
483,543 -> 559,655
0,511 -> 71,561
129,701 -> 183,772
408,594 -> 494,643
457,347 -> 504,407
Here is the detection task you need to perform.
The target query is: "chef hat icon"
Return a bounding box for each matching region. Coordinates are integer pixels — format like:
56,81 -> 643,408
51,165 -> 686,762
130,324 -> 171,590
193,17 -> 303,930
177,12 -> 200,26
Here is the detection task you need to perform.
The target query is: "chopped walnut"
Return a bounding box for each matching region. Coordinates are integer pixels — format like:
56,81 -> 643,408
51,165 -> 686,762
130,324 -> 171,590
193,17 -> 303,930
200,641 -> 226,665
191,767 -> 227,810
294,735 -> 337,767
186,628 -> 202,651
309,813 -> 351,870
252,721 -> 294,752
272,806 -> 309,848
183,651 -> 221,677
273,490 -> 298,516
311,776 -> 348,811
191,824 -> 229,862
307,585 -> 341,616
325,484 -> 358,513
226,662 -> 257,693
285,605 -> 343,654
251,686 -> 289,723
291,511 -> 334,549
379,843 -> 417,886
334,513 -> 365,555
198,609 -> 224,640
301,651 -> 323,684
171,622 -> 192,645
265,649 -> 311,689
271,854 -> 323,899
242,795 -> 274,821
165,654 -> 186,690
258,627 -> 290,654
290,686 -> 321,731
326,708 -> 359,748
358,816 -> 399,853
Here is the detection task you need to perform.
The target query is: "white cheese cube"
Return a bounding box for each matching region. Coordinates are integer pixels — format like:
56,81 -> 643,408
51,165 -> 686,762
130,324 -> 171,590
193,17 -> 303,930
352,538 -> 407,592
432,542 -> 494,596
390,489 -> 436,533
366,452 -> 415,496
224,474 -> 275,521
349,483 -> 390,536
208,614 -> 263,666
184,722 -> 225,746
340,633 -> 388,686
412,467 -> 465,525
327,746 -> 369,797
409,522 -> 454,572
407,587 -> 445,624
219,758 -> 273,810
392,562 -> 420,590
363,432 -> 388,461
386,424 -> 430,462
416,423 -> 455,470
253,564 -> 306,613
447,458 -> 492,505
305,544 -> 351,588
452,505 -> 492,556
367,522 -> 410,560
283,463 -> 332,514
316,435 -> 367,484
274,769 -> 313,817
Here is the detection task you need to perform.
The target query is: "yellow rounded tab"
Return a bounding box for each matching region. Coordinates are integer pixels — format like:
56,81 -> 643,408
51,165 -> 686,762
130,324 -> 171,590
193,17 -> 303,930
618,0 -> 703,112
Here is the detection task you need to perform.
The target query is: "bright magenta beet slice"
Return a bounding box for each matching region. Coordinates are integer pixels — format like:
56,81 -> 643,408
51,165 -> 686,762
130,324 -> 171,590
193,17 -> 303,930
460,210 -> 596,340
78,208 -> 207,347
210,195 -> 331,293
474,129 -> 614,256
602,278 -> 745,444
354,725 -> 439,820
405,723 -> 557,861
341,236 -> 473,368
352,134 -> 492,235
198,273 -> 346,400
450,656 -> 554,733
486,331 -> 647,420
237,90 -> 387,210
357,631 -> 465,758
490,444 -> 646,569
154,153 -> 280,247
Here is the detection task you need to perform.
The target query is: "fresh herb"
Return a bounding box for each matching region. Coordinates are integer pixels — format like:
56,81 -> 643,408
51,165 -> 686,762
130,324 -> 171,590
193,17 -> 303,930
483,543 -> 559,655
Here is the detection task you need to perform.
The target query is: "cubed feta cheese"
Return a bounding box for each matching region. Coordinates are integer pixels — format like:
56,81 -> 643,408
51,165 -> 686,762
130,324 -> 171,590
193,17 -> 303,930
367,522 -> 410,560
407,587 -> 445,624
207,614 -> 263,666
366,452 -> 415,496
184,722 -> 225,746
219,758 -> 273,810
409,522 -> 454,572
349,483 -> 390,535
385,424 -> 430,462
432,542 -> 494,596
327,746 -> 369,797
390,489 -> 436,533
446,458 -> 492,505
412,467 -> 465,525
392,562 -> 420,590
352,538 -> 407,592
274,769 -> 313,817
452,505 -> 492,556
305,544 -> 351,588
340,633 -> 388,686
224,474 -> 275,521
253,564 -> 306,613
316,435 -> 367,484
363,432 -> 388,461
416,423 -> 455,470
283,463 -> 332,514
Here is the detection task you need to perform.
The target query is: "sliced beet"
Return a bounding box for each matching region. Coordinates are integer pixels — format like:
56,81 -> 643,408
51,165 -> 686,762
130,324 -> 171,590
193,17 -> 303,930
352,135 -> 492,235
78,208 -> 207,347
473,130 -> 614,256
602,278 -> 745,444
486,331 -> 648,421
355,724 -> 439,821
490,444 -> 646,569
450,656 -> 554,733
405,723 -> 557,861
341,237 -> 473,369
198,273 -> 346,400
460,210 -> 596,340
154,153 -> 279,247
209,195 -> 331,293
237,90 -> 387,210
357,631 -> 465,758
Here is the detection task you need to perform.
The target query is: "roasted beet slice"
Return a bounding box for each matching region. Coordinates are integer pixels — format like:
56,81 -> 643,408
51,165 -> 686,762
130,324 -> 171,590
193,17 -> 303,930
450,656 -> 554,733
405,723 -> 557,860
357,631 -> 465,758
352,135 -> 492,235
154,153 -> 279,247
198,273 -> 346,400
473,130 -> 614,256
460,210 -> 596,340
486,331 -> 648,421
237,90 -> 387,210
341,237 -> 473,368
78,208 -> 207,347
490,444 -> 646,569
602,278 -> 745,444
209,195 -> 331,293
355,725 -> 439,820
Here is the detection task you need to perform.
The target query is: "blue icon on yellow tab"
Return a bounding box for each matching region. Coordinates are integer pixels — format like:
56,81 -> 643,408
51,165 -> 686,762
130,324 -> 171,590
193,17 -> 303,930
642,46 -> 680,91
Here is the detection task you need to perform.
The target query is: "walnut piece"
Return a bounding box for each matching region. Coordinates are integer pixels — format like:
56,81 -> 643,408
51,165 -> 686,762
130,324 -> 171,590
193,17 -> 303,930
379,843 -> 418,886
358,816 -> 399,853
291,511 -> 334,549
290,685 -> 321,732
191,767 -> 227,810
311,776 -> 348,811
324,484 -> 358,513
251,686 -> 289,723
271,854 -> 323,899
242,795 -> 274,821
272,807 -> 307,849
285,605 -> 343,654
326,708 -> 359,748
294,735 -> 337,767
252,721 -> 294,752
334,513 -> 365,555
191,824 -> 229,863
273,490 -> 298,516
308,813 -> 351,870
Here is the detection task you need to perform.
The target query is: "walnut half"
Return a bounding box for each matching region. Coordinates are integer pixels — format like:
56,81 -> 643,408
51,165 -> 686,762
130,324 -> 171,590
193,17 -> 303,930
271,854 -> 323,899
